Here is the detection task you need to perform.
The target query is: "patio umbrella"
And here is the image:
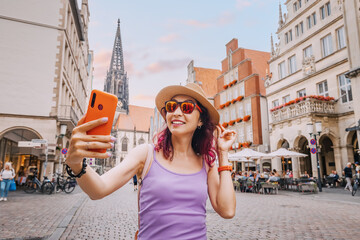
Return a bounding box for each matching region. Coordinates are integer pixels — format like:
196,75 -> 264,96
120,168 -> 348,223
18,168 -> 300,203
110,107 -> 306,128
229,148 -> 267,171
266,148 -> 307,158
229,148 -> 267,161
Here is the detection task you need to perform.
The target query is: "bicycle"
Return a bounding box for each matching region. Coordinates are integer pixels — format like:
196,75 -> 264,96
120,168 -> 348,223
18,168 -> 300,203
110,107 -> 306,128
352,174 -> 359,196
24,171 -> 54,195
54,173 -> 76,194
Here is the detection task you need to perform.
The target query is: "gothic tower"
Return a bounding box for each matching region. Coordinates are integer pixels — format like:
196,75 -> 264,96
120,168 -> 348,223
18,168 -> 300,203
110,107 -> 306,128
104,19 -> 129,113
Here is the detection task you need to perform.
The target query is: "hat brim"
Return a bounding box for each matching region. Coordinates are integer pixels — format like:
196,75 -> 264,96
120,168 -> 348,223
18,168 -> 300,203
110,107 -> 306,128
155,85 -> 219,125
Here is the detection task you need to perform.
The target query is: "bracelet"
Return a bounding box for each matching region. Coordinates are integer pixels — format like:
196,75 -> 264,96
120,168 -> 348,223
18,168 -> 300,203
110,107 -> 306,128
66,158 -> 87,178
218,165 -> 232,173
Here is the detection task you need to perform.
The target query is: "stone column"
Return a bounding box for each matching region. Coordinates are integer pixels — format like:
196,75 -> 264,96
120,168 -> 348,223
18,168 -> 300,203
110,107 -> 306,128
310,152 -> 318,178
271,157 -> 281,174
292,157 -> 300,178
333,145 -> 343,177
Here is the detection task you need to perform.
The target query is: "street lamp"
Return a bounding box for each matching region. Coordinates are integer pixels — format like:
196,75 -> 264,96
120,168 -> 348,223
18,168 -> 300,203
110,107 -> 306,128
307,121 -> 322,192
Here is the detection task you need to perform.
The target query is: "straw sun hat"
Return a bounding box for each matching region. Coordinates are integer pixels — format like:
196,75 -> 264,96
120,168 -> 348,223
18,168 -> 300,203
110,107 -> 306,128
155,83 -> 220,125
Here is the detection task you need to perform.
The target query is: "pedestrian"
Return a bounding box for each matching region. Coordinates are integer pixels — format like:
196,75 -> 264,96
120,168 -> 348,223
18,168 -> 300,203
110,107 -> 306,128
0,162 -> 15,201
133,174 -> 138,191
65,83 -> 237,239
343,162 -> 353,191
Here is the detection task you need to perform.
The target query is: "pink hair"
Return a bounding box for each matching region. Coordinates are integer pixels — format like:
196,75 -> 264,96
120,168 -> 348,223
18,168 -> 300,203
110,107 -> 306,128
153,103 -> 218,168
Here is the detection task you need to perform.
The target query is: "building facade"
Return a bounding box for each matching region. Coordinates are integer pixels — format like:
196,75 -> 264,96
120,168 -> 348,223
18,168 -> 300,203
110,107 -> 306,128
0,0 -> 92,179
213,39 -> 271,172
265,0 -> 358,178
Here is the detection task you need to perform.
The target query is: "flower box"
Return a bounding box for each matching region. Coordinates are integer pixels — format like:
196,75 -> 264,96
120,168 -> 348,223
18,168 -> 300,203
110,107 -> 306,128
223,85 -> 229,90
229,120 -> 235,126
220,104 -> 225,109
231,99 -> 237,104
236,96 -> 244,102
225,101 -> 231,107
236,118 -> 243,123
222,122 -> 228,128
243,115 -> 251,122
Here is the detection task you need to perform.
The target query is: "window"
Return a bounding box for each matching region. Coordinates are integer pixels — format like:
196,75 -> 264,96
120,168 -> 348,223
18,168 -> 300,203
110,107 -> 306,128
300,22 -> 304,34
247,125 -> 253,142
272,100 -> 279,108
278,61 -> 286,79
298,0 -> 302,8
321,34 -> 333,57
307,16 -> 312,29
317,81 -> 329,97
288,55 -> 297,74
238,105 -> 244,118
283,95 -> 290,104
326,2 -> 331,16
320,2 -> 331,19
239,128 -> 245,142
303,45 -> 313,58
224,111 -> 229,122
228,90 -> 232,101
320,6 -> 325,19
285,32 -> 289,44
297,89 -> 306,97
338,74 -> 353,103
138,138 -> 145,145
289,30 -> 293,41
221,93 -> 226,104
231,109 -> 236,120
312,12 -> 317,26
293,2 -> 298,12
295,25 -> 299,37
121,138 -> 128,152
239,85 -> 245,96
246,103 -> 251,115
337,26 -> 346,49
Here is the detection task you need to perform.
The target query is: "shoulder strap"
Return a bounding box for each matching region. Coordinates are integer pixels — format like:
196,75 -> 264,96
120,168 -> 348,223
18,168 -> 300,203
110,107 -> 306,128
141,144 -> 153,181
137,144 -> 154,234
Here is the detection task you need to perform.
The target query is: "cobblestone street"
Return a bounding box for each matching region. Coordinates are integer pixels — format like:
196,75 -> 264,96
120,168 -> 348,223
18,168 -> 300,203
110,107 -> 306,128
1,183 -> 360,240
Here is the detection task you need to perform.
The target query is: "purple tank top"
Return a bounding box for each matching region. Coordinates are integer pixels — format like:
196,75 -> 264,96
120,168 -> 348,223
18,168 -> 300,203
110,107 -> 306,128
138,151 -> 208,239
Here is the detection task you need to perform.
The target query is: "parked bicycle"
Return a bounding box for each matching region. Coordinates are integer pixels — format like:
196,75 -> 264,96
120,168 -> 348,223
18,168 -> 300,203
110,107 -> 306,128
352,174 -> 359,196
24,171 -> 54,194
54,173 -> 76,194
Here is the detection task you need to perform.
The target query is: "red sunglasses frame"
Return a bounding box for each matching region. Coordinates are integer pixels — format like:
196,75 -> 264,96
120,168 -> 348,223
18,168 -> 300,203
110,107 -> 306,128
164,100 -> 203,114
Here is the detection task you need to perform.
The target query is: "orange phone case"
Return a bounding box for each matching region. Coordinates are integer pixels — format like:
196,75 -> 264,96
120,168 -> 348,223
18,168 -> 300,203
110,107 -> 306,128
84,90 -> 118,153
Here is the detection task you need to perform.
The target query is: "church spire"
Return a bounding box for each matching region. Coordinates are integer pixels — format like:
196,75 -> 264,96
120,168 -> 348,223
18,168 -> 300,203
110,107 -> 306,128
104,19 -> 129,114
109,18 -> 125,73
278,2 -> 283,29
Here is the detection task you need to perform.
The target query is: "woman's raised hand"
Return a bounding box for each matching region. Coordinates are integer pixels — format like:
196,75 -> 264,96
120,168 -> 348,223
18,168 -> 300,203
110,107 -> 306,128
65,116 -> 116,167
216,124 -> 237,152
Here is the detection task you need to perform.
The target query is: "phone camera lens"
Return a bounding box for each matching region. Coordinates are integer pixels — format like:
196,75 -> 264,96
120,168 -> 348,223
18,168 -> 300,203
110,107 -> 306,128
98,104 -> 103,110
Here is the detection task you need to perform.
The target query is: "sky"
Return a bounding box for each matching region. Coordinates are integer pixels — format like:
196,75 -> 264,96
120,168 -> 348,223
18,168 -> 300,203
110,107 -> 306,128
88,0 -> 281,108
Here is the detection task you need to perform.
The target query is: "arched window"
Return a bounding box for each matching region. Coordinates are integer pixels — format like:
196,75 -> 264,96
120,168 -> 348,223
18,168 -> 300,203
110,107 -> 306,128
138,138 -> 145,145
122,138 -> 128,152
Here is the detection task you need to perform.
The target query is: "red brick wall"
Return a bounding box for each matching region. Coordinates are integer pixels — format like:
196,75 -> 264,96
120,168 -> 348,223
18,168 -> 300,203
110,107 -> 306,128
232,49 -> 244,67
221,59 -> 228,74
251,96 -> 262,145
226,38 -> 238,54
217,75 -> 224,93
237,60 -> 252,81
244,75 -> 260,97
214,95 -> 220,109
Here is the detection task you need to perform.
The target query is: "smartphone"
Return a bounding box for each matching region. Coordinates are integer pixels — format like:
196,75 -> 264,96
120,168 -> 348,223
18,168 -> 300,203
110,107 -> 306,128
84,90 -> 118,153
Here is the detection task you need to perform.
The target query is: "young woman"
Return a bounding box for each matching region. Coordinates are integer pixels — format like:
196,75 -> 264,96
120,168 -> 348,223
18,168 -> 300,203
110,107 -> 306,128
65,83 -> 236,239
0,162 -> 15,201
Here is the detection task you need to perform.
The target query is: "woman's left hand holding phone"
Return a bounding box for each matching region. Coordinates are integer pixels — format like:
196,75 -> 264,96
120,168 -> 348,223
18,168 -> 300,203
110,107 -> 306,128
65,115 -> 116,173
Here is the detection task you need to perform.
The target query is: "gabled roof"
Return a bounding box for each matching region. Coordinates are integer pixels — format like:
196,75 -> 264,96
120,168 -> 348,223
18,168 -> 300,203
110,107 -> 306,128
194,67 -> 221,98
115,105 -> 154,132
243,49 -> 270,80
